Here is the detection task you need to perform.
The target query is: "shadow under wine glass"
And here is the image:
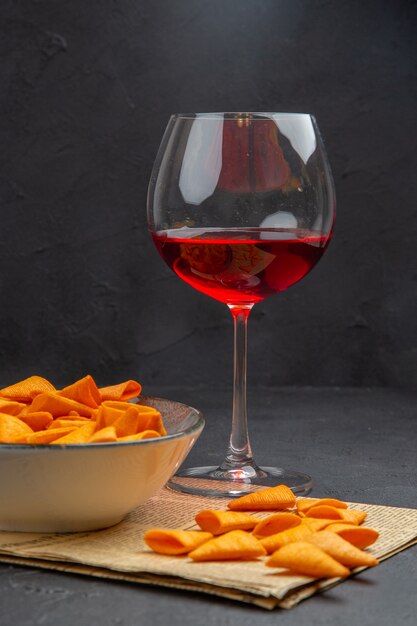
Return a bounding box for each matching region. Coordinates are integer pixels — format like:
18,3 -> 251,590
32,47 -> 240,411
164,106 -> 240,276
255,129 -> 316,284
147,112 -> 335,497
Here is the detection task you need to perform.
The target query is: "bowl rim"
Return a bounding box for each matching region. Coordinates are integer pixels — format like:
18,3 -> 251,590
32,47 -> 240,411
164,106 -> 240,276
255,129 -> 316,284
0,395 -> 204,451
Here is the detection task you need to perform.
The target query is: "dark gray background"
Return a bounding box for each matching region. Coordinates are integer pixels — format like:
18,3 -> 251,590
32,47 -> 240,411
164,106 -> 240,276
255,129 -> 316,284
1,0 -> 417,391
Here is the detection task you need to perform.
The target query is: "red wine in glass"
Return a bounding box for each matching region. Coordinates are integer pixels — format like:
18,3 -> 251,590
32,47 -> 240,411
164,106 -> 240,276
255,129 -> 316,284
147,113 -> 336,498
153,228 -> 329,305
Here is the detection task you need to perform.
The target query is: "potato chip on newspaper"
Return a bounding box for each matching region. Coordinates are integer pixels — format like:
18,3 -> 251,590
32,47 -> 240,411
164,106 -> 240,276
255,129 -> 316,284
195,510 -> 259,535
144,529 -> 213,555
252,512 -> 301,538
266,541 -> 350,578
228,485 -> 296,511
307,531 -> 379,567
326,523 -> 379,549
189,530 -> 266,562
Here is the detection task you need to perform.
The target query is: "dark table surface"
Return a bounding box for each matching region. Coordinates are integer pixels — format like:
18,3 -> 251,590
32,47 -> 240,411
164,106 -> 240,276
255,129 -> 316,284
1,386 -> 416,626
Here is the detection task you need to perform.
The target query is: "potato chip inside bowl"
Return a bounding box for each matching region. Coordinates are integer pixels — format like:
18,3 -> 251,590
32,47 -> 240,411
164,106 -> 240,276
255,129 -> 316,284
0,396 -> 204,532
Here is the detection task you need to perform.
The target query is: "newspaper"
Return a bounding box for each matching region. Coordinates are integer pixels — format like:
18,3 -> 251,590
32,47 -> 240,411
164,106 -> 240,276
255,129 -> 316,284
0,489 -> 416,610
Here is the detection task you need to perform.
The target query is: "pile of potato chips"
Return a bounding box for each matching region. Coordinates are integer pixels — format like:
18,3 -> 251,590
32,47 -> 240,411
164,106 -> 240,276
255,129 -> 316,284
144,485 -> 380,579
0,375 -> 166,444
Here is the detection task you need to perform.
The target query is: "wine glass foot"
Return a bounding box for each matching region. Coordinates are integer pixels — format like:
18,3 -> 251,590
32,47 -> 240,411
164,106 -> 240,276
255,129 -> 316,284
167,465 -> 312,498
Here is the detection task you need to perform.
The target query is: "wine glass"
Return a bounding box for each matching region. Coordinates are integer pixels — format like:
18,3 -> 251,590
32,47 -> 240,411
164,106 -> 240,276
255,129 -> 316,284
147,112 -> 335,498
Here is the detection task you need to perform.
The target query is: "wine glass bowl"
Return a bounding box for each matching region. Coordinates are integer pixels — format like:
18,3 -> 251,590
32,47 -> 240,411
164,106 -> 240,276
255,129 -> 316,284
148,113 -> 335,497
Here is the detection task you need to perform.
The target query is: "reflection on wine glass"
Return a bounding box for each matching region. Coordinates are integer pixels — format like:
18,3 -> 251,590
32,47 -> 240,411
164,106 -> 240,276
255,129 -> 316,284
148,113 -> 335,498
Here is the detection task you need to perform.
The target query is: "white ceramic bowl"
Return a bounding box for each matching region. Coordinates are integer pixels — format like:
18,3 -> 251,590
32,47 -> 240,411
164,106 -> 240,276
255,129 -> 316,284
0,396 -> 204,532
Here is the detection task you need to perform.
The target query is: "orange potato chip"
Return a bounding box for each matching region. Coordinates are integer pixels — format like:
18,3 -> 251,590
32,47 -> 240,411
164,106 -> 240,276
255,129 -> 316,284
266,541 -> 350,578
301,518 -> 343,531
58,375 -> 101,408
19,411 -> 54,431
260,523 -> 315,554
195,510 -> 259,535
113,406 -> 142,437
0,398 -> 27,416
144,529 -> 213,555
117,430 -> 161,441
297,498 -> 347,514
339,509 -> 367,525
0,376 -> 55,402
304,505 -> 345,520
51,422 -> 97,444
89,426 -> 118,443
94,403 -> 166,435
49,418 -> 91,429
95,404 -> 124,430
19,426 -> 78,444
252,512 -> 301,538
252,511 -> 302,539
106,403 -> 166,436
228,485 -> 296,511
99,401 -> 136,411
101,400 -> 163,420
296,498 -> 321,513
102,401 -> 159,416
307,531 -> 379,568
305,505 -> 367,525
136,410 -> 167,436
189,530 -> 266,562
28,393 -> 97,418
99,380 -> 142,402
325,523 -> 379,549
0,413 -> 33,443
0,375 -> 162,445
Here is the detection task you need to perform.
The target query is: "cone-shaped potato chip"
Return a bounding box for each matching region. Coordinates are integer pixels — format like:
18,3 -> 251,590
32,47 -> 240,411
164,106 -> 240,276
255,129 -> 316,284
296,498 -> 320,513
189,530 -> 266,562
19,426 -> 78,444
339,509 -> 367,525
144,529 -> 213,555
305,505 -> 367,525
252,513 -> 301,538
260,523 -> 314,554
301,518 -> 339,531
325,523 -> 379,549
58,375 -> 101,408
228,485 -> 296,511
48,418 -> 91,429
0,413 -> 33,443
117,430 -> 161,441
307,531 -> 379,567
113,406 -> 142,437
297,498 -> 347,514
28,393 -> 97,418
95,404 -> 124,430
89,426 -> 118,443
0,376 -> 55,402
99,402 -> 166,435
51,422 -> 97,444
0,399 -> 27,416
195,510 -> 259,535
266,541 -> 350,578
304,505 -> 345,520
137,410 -> 167,436
19,411 -> 53,431
100,401 -> 136,411
129,406 -> 166,436
99,380 -> 142,402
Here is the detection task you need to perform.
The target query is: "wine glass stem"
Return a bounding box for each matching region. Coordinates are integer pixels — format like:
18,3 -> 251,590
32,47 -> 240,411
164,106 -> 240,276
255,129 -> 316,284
222,305 -> 254,469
